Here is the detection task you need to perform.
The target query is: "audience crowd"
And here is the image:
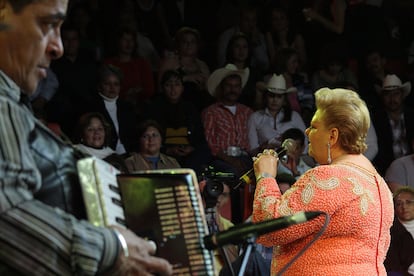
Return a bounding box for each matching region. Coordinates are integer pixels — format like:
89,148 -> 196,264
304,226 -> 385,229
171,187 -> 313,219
32,1 -> 414,274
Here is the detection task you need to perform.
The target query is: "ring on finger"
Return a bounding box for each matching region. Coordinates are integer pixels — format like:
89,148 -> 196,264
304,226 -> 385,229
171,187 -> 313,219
147,240 -> 157,253
268,149 -> 278,157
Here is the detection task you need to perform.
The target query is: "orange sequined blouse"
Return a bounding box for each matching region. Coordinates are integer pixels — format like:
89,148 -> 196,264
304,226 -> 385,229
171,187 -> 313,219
252,163 -> 394,276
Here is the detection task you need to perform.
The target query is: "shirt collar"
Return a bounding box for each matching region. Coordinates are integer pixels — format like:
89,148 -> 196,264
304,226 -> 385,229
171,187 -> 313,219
264,107 -> 284,117
0,70 -> 22,103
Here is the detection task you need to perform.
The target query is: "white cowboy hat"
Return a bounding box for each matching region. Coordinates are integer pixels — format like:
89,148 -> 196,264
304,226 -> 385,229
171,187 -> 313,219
207,64 -> 249,97
379,74 -> 411,97
265,74 -> 297,94
257,74 -> 297,95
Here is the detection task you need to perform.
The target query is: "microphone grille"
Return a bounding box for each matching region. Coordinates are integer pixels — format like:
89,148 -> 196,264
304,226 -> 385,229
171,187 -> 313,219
282,138 -> 297,154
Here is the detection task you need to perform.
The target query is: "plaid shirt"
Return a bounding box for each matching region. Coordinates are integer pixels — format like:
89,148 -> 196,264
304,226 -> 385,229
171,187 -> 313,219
202,102 -> 253,156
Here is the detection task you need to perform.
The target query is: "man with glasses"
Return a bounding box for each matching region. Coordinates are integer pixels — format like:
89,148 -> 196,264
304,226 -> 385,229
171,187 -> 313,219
385,187 -> 414,275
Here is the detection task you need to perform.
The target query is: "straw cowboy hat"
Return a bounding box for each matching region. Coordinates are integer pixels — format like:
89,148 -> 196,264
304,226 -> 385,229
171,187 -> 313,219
257,74 -> 297,94
377,74 -> 411,97
207,64 -> 249,97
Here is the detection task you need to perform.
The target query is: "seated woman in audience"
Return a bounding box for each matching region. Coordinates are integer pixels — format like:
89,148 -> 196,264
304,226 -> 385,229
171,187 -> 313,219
125,120 -> 181,172
224,32 -> 264,110
143,69 -> 212,175
104,27 -> 155,116
384,187 -> 414,276
73,112 -> 128,172
273,47 -> 314,124
311,42 -> 358,92
157,26 -> 212,111
248,74 -> 306,156
86,65 -> 138,156
264,5 -> 307,71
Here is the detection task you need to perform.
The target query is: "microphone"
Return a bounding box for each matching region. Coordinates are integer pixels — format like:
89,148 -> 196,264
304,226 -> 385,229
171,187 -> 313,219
203,211 -> 322,250
236,138 -> 296,188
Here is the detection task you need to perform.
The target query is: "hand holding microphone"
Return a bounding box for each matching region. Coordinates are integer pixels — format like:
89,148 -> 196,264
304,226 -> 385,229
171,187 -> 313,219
236,139 -> 297,188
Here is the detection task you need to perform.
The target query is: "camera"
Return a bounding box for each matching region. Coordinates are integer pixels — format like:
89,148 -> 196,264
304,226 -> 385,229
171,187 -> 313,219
201,166 -> 236,209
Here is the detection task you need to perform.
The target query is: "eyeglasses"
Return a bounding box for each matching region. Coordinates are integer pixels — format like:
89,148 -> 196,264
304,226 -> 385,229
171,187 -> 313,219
86,127 -> 104,133
141,133 -> 161,140
395,199 -> 414,207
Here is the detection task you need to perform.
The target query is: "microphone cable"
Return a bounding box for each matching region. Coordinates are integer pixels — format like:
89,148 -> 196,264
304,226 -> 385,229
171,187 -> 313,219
277,211 -> 330,275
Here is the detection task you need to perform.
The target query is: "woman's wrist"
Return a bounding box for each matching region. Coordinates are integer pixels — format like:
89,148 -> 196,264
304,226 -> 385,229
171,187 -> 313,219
256,172 -> 274,183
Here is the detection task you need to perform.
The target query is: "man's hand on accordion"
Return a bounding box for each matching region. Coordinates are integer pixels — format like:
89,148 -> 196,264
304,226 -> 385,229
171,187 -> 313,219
108,226 -> 173,275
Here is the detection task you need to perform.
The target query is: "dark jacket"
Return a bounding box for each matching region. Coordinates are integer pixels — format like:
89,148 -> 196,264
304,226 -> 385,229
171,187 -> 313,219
86,95 -> 138,154
384,219 -> 414,276
372,107 -> 414,175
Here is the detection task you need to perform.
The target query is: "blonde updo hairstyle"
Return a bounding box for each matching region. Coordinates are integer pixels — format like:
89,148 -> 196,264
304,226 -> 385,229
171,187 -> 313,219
314,88 -> 369,154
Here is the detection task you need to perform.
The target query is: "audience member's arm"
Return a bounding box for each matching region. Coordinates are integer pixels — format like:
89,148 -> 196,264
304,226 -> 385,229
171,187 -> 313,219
385,159 -> 408,193
303,0 -> 347,34
364,122 -> 378,161
247,113 -> 260,153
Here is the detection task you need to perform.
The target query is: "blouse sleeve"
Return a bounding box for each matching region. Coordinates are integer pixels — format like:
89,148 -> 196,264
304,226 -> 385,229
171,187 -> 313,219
247,113 -> 260,151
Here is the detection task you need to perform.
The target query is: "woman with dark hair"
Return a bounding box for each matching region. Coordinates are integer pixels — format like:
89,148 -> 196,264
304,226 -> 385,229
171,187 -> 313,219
73,112 -> 114,159
225,32 -> 264,109
273,47 -> 314,123
157,26 -> 212,111
86,64 -> 138,156
124,119 -> 181,172
310,41 -> 357,92
264,5 -> 307,71
73,112 -> 128,172
104,26 -> 155,116
248,74 -> 306,156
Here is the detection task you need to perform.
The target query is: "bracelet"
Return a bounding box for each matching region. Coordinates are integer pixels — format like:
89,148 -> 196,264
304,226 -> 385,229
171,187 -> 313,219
256,172 -> 274,183
113,229 -> 129,258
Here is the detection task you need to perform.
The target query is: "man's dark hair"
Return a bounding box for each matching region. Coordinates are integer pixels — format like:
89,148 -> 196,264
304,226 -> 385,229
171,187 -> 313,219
160,70 -> 183,87
281,128 -> 305,146
136,119 -> 165,142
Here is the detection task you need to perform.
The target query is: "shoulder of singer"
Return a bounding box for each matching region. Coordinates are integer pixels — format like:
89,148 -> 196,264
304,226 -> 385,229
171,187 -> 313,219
252,164 -> 394,244
0,79 -> 120,274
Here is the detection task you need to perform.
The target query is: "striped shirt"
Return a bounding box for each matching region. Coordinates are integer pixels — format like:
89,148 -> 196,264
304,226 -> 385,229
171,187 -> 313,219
0,71 -> 118,275
201,102 -> 253,156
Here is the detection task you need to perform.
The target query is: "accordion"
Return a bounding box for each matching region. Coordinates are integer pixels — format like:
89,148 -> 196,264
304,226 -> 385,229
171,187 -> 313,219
77,157 -> 215,275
